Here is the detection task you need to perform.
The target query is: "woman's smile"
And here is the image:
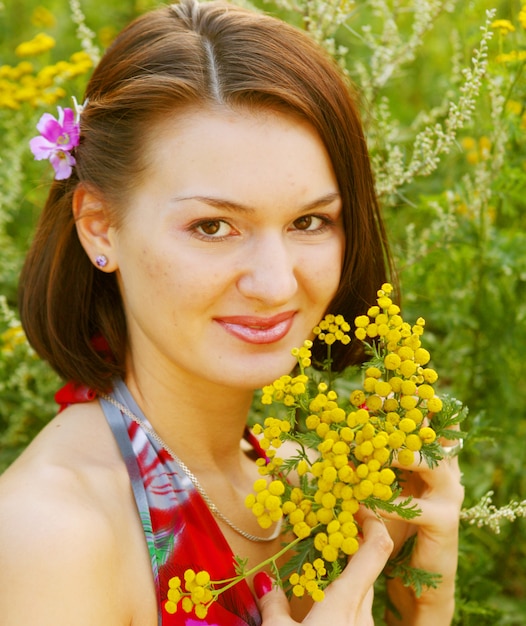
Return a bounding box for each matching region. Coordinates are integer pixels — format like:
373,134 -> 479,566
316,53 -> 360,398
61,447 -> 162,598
214,311 -> 297,345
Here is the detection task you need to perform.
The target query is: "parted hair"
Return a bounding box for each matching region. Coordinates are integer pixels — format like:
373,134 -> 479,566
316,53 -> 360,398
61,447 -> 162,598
18,0 -> 392,393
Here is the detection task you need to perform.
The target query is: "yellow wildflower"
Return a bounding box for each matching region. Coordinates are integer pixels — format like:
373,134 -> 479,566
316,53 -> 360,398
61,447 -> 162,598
32,6 -> 56,28
506,100 -> 523,116
16,33 -> 56,57
1,325 -> 27,353
491,19 -> 516,35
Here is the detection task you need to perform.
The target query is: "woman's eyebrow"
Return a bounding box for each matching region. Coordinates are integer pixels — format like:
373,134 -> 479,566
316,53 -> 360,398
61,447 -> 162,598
170,191 -> 341,213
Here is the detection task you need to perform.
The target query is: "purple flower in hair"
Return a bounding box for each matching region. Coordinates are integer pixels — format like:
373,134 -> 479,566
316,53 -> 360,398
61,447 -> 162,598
29,106 -> 80,180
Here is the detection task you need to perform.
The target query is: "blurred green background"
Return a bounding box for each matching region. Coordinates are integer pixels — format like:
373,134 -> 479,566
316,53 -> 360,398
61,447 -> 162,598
1,0 -> 525,623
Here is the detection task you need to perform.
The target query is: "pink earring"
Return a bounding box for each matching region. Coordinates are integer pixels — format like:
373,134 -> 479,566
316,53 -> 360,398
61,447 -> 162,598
95,255 -> 108,269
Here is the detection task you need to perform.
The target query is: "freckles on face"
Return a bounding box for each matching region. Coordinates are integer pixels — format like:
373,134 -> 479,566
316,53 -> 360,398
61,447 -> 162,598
144,254 -> 185,324
140,245 -> 165,285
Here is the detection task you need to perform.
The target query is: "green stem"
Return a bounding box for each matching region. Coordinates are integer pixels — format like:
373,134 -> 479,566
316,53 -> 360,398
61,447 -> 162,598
212,535 -> 304,595
326,345 -> 333,388
500,61 -> 525,119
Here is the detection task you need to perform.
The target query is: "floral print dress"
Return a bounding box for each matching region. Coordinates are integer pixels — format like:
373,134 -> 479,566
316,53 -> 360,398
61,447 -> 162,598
98,379 -> 263,626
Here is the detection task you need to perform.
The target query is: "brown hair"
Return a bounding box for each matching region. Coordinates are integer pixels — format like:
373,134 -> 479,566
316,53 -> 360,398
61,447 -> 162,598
19,0 -> 393,392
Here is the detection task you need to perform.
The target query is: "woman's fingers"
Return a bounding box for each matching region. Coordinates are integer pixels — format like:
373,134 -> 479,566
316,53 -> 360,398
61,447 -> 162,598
332,507 -> 394,590
257,509 -> 393,626
305,509 -> 393,624
386,449 -> 464,527
256,572 -> 294,626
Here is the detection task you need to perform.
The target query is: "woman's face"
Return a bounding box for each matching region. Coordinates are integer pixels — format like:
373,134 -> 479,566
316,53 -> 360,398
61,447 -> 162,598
109,107 -> 344,390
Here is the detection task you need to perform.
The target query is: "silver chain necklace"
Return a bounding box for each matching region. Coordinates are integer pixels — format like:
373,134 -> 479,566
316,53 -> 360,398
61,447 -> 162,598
99,392 -> 282,543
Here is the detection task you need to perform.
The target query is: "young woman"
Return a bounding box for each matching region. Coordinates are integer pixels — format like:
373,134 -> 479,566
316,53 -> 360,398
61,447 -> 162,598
0,1 -> 463,624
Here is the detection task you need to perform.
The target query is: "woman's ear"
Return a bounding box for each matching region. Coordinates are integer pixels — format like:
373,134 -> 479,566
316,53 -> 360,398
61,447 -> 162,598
73,185 -> 118,272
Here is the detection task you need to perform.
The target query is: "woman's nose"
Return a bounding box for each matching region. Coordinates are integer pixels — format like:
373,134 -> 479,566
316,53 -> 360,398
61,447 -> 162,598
237,233 -> 298,305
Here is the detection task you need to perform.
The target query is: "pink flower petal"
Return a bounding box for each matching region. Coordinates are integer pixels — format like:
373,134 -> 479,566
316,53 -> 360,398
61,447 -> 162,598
29,135 -> 56,160
38,116 -> 64,144
61,108 -> 80,147
35,112 -> 57,134
49,150 -> 76,180
61,107 -> 74,126
31,105 -> 80,179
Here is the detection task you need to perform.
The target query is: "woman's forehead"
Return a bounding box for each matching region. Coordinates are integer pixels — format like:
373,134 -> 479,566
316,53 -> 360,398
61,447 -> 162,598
131,106 -> 339,208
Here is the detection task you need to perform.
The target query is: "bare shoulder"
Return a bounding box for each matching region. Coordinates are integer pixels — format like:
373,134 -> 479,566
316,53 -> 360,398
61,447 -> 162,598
0,402 -> 138,625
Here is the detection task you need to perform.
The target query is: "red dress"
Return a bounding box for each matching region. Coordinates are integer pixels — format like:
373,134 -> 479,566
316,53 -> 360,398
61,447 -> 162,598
58,379 -> 262,626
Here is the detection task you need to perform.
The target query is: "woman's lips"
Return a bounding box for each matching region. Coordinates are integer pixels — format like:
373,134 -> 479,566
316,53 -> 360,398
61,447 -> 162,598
215,312 -> 296,344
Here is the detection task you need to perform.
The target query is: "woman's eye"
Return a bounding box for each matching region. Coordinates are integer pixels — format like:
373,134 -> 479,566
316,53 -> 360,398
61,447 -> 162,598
292,215 -> 327,231
199,220 -> 222,235
193,220 -> 234,238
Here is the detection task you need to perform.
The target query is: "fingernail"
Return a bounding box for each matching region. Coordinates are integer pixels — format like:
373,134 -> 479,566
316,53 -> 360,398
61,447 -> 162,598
254,572 -> 273,599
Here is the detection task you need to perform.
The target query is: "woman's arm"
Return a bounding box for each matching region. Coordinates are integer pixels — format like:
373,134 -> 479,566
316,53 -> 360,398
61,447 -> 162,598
0,463 -> 127,626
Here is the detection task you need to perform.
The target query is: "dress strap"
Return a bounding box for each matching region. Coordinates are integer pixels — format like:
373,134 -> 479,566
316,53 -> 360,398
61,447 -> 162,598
99,386 -> 162,626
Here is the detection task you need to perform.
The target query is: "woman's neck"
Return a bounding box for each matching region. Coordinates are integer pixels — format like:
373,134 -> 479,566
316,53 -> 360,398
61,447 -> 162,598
123,361 -> 256,475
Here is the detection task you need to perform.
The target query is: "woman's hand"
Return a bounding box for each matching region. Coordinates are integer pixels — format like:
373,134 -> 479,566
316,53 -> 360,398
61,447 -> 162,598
256,508 -> 393,626
382,443 -> 465,626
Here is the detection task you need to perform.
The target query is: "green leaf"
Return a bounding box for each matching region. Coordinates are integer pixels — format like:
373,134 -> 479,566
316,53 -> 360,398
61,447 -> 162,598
385,535 -> 442,597
430,395 -> 469,440
234,555 -> 249,576
278,537 -> 317,594
363,491 -> 421,520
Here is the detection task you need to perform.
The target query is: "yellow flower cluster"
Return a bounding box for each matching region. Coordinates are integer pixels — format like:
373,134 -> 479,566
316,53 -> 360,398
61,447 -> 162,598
250,417 -> 288,474
506,100 -> 523,116
491,19 -> 516,36
166,570 -> 214,619
0,32 -> 92,110
252,416 -> 291,449
261,371 -> 309,407
313,313 -> 351,346
245,477 -> 286,529
165,283 -> 454,617
15,33 -> 56,57
461,136 -> 492,165
31,6 -> 57,29
242,283 -> 441,601
492,3 -> 526,63
1,325 -> 27,355
289,560 -> 326,601
351,286 -> 442,466
496,49 -> 526,64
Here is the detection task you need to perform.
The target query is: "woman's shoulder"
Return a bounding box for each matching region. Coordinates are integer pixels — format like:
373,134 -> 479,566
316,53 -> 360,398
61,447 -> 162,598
0,401 -> 138,625
0,399 -> 130,539
1,399 -> 126,505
